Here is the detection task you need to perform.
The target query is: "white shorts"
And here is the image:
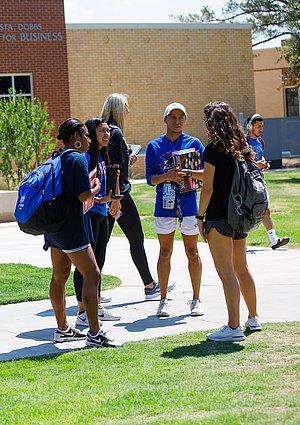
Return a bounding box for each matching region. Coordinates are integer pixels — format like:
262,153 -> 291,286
154,216 -> 199,236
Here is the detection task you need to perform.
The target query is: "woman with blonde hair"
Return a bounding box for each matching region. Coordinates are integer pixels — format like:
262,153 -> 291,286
198,101 -> 261,342
101,93 -> 175,299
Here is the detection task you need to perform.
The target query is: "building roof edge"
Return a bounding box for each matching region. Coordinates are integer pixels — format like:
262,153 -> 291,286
66,22 -> 252,30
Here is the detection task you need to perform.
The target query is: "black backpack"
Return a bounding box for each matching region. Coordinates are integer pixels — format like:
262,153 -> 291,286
228,157 -> 268,233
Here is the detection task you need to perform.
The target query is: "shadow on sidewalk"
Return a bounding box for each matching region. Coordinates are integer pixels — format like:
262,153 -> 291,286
113,314 -> 191,333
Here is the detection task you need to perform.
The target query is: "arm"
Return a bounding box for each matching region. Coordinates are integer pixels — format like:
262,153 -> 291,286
197,162 -> 215,242
256,156 -> 270,170
78,177 -> 100,202
150,167 -> 186,186
181,169 -> 204,180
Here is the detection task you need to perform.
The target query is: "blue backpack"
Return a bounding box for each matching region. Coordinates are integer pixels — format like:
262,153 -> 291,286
14,150 -> 74,235
228,157 -> 268,233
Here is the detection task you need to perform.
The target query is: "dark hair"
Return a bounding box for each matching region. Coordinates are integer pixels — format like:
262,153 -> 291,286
204,101 -> 248,159
85,117 -> 109,172
57,118 -> 85,144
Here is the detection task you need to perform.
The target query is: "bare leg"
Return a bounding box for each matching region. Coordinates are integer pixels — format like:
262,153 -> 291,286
233,238 -> 258,318
262,208 -> 273,231
157,232 -> 174,299
207,228 -> 240,328
182,233 -> 201,299
49,248 -> 72,330
67,246 -> 101,336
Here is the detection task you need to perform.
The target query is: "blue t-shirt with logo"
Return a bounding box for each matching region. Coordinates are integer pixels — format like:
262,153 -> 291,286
85,152 -> 108,217
247,134 -> 263,161
146,133 -> 204,217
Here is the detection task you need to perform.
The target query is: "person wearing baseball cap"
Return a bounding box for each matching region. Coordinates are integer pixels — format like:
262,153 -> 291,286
146,102 -> 205,318
163,102 -> 188,119
246,114 -> 289,250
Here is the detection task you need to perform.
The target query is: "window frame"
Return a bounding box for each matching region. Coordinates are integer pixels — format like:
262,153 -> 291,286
284,85 -> 300,117
0,73 -> 33,101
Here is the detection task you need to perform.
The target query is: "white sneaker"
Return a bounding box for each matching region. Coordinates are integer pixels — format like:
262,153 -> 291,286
98,306 -> 121,321
207,325 -> 246,342
188,299 -> 204,316
75,311 -> 103,327
86,329 -> 123,348
54,325 -> 86,343
100,294 -> 111,304
157,299 -> 170,317
245,316 -> 262,331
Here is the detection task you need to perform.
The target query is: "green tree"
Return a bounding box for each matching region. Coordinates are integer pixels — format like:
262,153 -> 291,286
171,0 -> 300,85
0,90 -> 55,189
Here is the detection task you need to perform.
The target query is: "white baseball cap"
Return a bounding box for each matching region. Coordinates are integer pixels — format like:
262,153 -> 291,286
163,102 -> 187,119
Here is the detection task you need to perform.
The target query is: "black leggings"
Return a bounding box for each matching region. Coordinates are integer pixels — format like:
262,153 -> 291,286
74,212 -> 109,302
108,191 -> 153,286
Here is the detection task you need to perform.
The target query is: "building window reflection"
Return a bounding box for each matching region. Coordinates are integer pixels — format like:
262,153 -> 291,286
285,87 -> 299,117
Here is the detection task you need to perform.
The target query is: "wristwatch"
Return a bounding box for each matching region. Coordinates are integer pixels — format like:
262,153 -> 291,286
186,170 -> 192,178
195,214 -> 205,220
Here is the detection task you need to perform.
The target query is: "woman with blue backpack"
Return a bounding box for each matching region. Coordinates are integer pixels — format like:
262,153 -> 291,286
44,118 -> 122,348
73,117 -> 122,326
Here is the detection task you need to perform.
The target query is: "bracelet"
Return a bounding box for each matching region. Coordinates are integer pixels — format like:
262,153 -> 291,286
195,214 -> 205,220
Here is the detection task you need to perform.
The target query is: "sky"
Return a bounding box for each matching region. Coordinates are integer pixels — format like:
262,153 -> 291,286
63,0 -> 282,48
64,0 -> 227,24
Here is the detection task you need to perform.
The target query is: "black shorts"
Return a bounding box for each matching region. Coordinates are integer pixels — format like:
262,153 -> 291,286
205,219 -> 247,240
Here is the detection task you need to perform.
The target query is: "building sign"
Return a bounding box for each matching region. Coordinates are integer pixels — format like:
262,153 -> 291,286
0,23 -> 63,42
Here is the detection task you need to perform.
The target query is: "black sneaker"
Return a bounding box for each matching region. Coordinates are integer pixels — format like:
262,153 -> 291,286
85,330 -> 123,348
144,281 -> 176,300
54,325 -> 86,343
271,237 -> 289,250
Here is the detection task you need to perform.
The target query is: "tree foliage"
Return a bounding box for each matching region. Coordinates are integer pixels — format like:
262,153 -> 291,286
171,0 -> 300,85
0,91 -> 55,189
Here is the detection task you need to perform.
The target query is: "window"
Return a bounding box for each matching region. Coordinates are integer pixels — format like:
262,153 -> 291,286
0,74 -> 33,101
285,87 -> 299,117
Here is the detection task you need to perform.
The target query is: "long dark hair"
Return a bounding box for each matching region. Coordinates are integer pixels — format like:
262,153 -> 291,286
204,101 -> 248,159
57,118 -> 85,144
85,117 -> 109,172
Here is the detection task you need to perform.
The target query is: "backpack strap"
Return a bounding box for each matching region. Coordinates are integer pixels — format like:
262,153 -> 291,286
258,137 -> 265,150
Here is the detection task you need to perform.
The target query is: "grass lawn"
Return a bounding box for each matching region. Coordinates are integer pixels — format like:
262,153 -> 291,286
0,263 -> 121,305
0,169 -> 299,424
0,322 -> 299,424
112,169 -> 300,248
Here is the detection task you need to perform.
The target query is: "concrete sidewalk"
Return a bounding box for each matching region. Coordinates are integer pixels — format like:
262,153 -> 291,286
0,222 -> 299,361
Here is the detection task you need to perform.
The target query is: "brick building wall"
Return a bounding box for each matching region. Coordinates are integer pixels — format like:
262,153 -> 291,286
253,48 -> 290,118
0,0 -> 70,131
66,23 -> 255,156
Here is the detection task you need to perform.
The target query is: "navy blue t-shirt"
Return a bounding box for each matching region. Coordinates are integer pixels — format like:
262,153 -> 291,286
44,150 -> 92,251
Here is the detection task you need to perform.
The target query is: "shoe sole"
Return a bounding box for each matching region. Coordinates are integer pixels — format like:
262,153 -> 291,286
98,316 -> 121,321
157,312 -> 170,317
145,292 -> 160,300
207,335 -> 246,342
190,311 -> 204,316
54,335 -> 86,343
272,239 -> 289,250
85,340 -> 123,348
246,326 -> 262,332
100,298 -> 111,304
